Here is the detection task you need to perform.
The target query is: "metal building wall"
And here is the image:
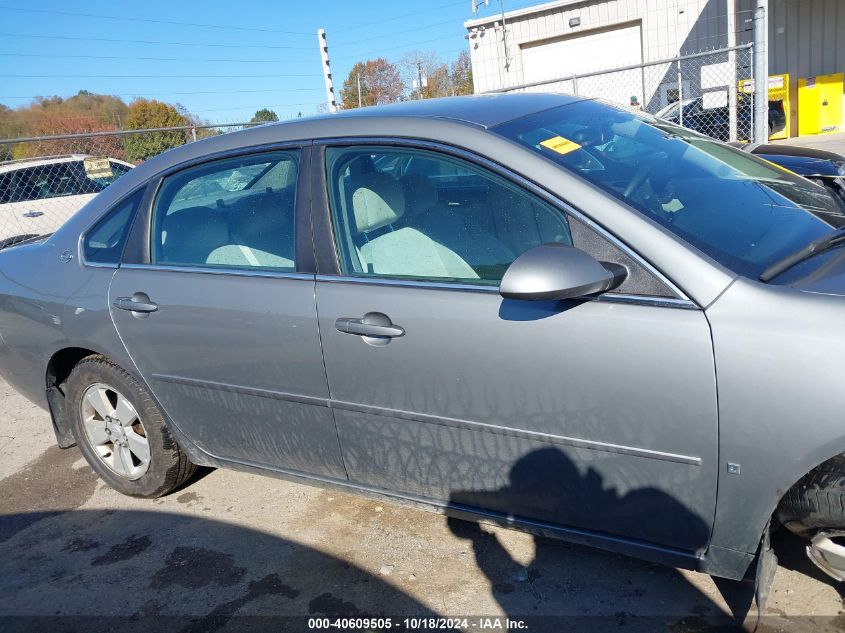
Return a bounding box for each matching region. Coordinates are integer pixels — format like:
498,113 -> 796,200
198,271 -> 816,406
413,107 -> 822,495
736,0 -> 845,135
465,0 -> 731,94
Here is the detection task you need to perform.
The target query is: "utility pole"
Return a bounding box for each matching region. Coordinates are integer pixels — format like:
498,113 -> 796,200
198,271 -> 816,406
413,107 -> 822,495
417,62 -> 425,100
498,0 -> 511,70
357,72 -> 362,108
317,28 -> 338,113
752,0 -> 769,143
727,0 -> 738,142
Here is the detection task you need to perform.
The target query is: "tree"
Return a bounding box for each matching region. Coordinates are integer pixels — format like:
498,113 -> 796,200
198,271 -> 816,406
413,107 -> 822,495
340,58 -> 403,109
123,99 -> 190,162
250,108 -> 279,123
451,50 -> 474,96
399,51 -> 451,100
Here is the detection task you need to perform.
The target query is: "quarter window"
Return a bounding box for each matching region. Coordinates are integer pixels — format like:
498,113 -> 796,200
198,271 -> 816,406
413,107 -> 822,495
151,151 -> 298,271
84,189 -> 144,265
325,147 -> 572,284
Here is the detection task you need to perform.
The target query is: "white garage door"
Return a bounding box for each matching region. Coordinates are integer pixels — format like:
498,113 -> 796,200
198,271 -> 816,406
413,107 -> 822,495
520,23 -> 644,106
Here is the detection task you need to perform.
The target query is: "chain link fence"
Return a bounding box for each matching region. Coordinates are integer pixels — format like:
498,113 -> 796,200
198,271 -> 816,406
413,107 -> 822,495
484,44 -> 772,145
0,123 -> 259,245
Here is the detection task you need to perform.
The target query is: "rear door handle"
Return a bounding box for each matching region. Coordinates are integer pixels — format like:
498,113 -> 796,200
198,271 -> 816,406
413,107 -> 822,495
113,295 -> 158,314
335,312 -> 404,339
22,210 -> 43,218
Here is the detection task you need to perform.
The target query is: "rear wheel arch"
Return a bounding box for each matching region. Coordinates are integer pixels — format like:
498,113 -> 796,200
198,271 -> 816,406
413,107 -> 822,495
45,347 -> 101,447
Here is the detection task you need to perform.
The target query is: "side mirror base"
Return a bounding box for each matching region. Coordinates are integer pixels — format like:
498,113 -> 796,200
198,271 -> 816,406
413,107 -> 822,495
499,244 -> 628,302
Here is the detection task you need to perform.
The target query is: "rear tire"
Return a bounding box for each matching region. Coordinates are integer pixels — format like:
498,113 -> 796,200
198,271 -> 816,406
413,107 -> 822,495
778,454 -> 845,534
67,355 -> 196,498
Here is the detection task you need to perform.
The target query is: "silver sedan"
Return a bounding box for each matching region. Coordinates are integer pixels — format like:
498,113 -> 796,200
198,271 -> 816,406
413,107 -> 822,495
1,94 -> 845,591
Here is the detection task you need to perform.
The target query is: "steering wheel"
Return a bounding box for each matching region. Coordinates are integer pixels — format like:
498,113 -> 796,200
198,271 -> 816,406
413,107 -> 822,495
623,163 -> 650,198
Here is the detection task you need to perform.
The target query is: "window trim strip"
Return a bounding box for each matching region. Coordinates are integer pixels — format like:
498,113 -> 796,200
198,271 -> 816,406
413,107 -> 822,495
120,263 -> 314,281
313,273 -> 696,308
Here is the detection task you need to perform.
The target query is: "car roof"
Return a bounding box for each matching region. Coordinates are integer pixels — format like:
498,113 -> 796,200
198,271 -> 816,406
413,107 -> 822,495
0,154 -> 132,175
317,93 -> 582,129
110,94 -> 588,187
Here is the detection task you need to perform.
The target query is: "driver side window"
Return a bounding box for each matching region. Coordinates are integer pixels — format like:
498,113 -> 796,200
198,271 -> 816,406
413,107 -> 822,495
325,146 -> 572,284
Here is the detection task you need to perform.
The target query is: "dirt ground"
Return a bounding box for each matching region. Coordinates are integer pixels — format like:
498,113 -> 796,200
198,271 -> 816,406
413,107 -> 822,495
0,376 -> 843,632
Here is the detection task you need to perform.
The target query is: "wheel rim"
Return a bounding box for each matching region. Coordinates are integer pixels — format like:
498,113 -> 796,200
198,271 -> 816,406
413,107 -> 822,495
79,382 -> 150,480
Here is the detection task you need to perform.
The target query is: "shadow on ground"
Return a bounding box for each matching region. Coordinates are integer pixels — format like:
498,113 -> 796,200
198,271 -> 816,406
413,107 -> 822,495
0,444 -> 835,632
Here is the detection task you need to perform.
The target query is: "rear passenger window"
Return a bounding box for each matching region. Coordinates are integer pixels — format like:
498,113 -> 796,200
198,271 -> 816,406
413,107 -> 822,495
84,189 -> 144,265
151,152 -> 298,272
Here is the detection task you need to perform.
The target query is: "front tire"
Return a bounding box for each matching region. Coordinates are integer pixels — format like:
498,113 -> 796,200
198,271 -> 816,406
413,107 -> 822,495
67,355 -> 195,497
778,454 -> 845,534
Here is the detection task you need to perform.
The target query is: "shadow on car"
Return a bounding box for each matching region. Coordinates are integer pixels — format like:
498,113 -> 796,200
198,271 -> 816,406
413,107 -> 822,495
448,446 -> 761,631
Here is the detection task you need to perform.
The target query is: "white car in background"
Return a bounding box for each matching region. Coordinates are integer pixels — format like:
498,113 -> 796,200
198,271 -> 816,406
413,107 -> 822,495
0,154 -> 133,247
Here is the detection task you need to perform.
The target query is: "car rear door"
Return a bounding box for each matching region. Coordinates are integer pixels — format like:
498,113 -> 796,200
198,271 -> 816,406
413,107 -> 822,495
312,141 -> 719,553
109,145 -> 346,479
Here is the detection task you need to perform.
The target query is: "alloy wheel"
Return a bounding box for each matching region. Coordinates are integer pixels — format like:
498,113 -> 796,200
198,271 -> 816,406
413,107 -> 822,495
79,382 -> 151,480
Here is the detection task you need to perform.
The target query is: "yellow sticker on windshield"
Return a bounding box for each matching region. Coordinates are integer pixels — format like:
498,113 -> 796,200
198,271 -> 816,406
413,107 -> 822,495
540,135 -> 581,155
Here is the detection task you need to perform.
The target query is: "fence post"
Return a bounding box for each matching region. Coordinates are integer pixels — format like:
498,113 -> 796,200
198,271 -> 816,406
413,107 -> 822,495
752,0 -> 769,143
677,59 -> 684,128
727,0 -> 738,142
191,127 -> 197,142
572,74 -> 579,96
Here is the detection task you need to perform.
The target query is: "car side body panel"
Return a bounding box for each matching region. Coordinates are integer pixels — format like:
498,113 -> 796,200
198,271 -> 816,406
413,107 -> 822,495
706,277 -> 845,555
315,279 -> 719,553
0,240 -> 135,405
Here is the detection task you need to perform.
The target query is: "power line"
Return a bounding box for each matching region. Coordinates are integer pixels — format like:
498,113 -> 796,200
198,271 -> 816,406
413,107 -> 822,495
334,34 -> 461,60
193,101 -> 319,114
333,19 -> 461,48
0,52 -> 310,64
0,88 -> 324,100
0,4 -> 312,35
332,0 -> 465,34
2,73 -> 316,79
0,32 -> 312,50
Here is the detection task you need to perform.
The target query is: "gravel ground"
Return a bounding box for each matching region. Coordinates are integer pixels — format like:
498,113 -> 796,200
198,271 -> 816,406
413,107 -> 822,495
0,376 -> 843,632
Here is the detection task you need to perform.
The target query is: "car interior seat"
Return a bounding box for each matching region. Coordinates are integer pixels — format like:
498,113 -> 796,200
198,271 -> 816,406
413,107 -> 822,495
206,188 -> 296,269
158,206 -> 229,265
399,173 -> 516,279
349,171 -> 478,280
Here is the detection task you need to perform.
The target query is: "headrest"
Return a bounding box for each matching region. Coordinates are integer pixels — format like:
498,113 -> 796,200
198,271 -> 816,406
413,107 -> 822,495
160,207 -> 228,262
351,172 -> 405,234
231,191 -> 292,240
400,173 -> 437,216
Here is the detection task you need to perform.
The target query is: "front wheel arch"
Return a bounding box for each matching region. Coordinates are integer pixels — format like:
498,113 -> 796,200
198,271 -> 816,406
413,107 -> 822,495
777,452 -> 845,535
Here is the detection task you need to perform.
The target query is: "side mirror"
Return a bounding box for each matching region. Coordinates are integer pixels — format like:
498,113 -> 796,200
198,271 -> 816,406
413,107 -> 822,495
499,243 -> 627,301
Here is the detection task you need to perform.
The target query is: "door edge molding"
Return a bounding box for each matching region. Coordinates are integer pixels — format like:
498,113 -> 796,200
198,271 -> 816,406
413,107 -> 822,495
151,373 -> 701,466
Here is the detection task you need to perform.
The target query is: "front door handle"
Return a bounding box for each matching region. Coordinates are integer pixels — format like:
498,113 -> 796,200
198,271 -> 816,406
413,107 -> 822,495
113,294 -> 158,315
336,312 -> 404,340
22,210 -> 44,218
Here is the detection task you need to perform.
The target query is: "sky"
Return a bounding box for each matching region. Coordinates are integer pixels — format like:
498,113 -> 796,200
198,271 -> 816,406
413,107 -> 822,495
0,0 -> 545,124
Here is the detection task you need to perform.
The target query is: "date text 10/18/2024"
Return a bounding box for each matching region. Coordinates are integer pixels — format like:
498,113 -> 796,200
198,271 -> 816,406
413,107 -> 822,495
308,617 -> 529,630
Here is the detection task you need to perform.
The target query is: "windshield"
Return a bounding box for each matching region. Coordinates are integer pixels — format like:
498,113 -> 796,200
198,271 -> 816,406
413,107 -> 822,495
493,100 -> 845,278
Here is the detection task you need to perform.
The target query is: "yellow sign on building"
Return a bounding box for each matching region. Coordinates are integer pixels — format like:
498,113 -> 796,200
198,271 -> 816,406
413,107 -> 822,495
798,73 -> 844,136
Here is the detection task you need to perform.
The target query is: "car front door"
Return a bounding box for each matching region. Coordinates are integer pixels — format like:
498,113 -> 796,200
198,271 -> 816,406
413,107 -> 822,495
313,142 -> 718,552
109,146 -> 346,479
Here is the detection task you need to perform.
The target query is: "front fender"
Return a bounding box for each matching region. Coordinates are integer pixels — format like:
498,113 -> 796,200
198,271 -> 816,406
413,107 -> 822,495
707,278 -> 845,555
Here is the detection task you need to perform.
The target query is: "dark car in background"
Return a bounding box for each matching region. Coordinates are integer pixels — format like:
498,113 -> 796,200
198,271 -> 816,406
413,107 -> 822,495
737,143 -> 845,207
656,97 -> 786,141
